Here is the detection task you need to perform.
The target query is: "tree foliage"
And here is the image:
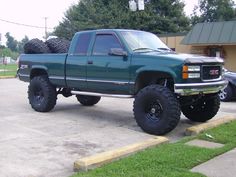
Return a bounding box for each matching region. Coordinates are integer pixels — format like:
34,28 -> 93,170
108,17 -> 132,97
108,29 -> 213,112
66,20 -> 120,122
5,32 -> 18,52
18,36 -> 29,53
0,48 -> 19,60
4,33 -> 29,54
1,33 -> 29,59
54,0 -> 190,39
191,0 -> 236,25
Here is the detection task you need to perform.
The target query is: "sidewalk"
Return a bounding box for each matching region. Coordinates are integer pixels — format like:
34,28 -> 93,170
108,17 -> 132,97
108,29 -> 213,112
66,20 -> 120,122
191,148 -> 236,177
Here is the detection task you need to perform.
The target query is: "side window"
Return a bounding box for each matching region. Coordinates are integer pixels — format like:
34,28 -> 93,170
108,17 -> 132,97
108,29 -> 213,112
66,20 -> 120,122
92,34 -> 122,55
74,33 -> 92,55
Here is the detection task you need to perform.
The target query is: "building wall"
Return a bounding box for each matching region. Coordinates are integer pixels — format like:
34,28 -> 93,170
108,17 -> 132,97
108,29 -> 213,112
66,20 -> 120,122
224,46 -> 236,71
159,35 -> 236,71
159,36 -> 191,53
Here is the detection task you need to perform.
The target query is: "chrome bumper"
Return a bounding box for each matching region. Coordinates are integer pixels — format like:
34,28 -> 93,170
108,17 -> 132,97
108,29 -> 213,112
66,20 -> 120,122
174,80 -> 228,96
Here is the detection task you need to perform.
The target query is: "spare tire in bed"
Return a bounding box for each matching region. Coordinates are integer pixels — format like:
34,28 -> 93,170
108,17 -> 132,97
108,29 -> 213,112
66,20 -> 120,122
45,38 -> 70,53
24,38 -> 51,54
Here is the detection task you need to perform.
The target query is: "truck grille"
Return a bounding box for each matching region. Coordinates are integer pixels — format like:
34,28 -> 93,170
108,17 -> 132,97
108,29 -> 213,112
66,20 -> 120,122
202,65 -> 221,80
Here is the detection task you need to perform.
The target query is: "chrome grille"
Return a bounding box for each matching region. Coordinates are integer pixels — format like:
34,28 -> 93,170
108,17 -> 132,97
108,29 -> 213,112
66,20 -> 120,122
202,66 -> 221,80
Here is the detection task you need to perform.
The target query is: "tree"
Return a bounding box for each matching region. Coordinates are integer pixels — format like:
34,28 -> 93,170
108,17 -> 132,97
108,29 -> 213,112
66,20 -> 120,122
18,36 -> 29,53
5,32 -> 18,52
191,0 -> 236,25
0,48 -> 18,60
54,0 -> 190,40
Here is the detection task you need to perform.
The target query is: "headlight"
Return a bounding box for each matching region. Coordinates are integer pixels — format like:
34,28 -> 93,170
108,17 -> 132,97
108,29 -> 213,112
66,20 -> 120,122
183,65 -> 200,72
182,65 -> 201,79
188,73 -> 201,78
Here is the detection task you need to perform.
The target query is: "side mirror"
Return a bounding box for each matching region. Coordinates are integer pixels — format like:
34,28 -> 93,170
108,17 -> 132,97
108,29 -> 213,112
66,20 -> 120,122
109,48 -> 128,57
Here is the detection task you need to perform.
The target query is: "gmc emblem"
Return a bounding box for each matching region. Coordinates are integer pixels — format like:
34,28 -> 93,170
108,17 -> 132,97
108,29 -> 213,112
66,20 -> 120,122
209,69 -> 219,76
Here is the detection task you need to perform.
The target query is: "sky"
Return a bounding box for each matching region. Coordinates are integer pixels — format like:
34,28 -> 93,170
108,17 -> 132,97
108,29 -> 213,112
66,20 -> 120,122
0,0 -> 220,44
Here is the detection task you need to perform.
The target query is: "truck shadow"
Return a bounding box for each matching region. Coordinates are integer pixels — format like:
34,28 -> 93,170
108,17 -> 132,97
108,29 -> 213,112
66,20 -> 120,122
52,98 -> 202,139
54,103 -> 139,131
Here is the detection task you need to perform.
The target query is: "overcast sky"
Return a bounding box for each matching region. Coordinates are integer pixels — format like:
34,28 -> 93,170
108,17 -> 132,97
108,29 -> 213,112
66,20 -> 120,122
0,0 -> 223,43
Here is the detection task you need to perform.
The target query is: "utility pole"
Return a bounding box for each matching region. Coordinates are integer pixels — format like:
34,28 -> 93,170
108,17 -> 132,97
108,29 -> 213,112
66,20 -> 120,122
44,17 -> 48,41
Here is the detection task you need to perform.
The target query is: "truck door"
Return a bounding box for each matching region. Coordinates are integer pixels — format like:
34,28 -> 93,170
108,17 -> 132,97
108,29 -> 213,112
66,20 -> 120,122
87,32 -> 131,94
66,32 -> 92,90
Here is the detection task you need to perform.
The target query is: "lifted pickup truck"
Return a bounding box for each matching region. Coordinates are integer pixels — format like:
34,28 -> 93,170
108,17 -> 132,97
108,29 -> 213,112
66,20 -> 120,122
17,29 -> 227,135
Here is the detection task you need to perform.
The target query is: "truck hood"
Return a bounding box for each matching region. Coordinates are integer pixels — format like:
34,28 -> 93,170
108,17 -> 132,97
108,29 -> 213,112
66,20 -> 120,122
133,52 -> 224,64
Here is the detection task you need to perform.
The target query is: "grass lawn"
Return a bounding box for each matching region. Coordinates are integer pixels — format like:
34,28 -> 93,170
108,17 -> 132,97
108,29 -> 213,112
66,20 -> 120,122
0,64 -> 17,77
71,121 -> 236,177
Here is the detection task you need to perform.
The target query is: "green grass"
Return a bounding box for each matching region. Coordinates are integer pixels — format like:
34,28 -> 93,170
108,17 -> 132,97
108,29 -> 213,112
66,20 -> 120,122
71,121 -> 236,177
0,64 -> 17,77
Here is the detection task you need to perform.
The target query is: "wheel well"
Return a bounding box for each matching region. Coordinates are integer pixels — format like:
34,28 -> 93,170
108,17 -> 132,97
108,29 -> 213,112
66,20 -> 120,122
135,71 -> 174,93
30,69 -> 48,79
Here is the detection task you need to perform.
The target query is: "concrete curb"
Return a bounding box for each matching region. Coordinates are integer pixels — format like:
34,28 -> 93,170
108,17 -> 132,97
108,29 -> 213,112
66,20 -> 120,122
74,136 -> 168,171
0,76 -> 16,79
185,115 -> 236,136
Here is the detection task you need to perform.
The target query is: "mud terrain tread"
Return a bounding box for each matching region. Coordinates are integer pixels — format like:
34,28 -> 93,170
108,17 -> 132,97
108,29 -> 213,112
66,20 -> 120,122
181,94 -> 220,122
46,38 -> 70,53
133,85 -> 181,135
24,38 -> 51,54
28,76 -> 57,112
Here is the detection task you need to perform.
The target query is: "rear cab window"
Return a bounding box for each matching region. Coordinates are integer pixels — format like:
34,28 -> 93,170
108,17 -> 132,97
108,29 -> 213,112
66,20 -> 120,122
74,32 -> 92,55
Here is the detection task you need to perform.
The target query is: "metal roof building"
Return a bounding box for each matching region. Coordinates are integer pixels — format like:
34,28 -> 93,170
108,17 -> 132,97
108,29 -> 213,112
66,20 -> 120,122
159,21 -> 236,71
182,21 -> 236,45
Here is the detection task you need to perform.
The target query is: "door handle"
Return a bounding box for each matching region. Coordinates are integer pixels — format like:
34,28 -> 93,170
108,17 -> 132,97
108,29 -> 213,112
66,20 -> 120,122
87,60 -> 93,64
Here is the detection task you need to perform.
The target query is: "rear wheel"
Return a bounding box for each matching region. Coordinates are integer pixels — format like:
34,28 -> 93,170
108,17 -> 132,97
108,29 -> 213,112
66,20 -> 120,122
181,94 -> 220,122
133,85 -> 181,135
76,95 -> 101,106
28,76 -> 57,112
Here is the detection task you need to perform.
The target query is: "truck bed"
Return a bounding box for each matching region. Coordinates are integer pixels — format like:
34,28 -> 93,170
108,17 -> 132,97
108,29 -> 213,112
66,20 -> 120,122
18,53 -> 67,86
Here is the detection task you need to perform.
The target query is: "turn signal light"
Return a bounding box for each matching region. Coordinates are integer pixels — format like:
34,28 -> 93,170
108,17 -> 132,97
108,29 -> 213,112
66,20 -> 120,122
182,65 -> 188,72
182,73 -> 188,79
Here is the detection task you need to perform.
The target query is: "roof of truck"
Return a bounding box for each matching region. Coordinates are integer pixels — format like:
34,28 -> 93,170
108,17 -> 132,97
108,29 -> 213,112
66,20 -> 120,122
75,29 -> 148,34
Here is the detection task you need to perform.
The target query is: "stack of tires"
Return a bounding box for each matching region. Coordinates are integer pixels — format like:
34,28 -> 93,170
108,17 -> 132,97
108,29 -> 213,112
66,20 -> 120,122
24,38 -> 70,54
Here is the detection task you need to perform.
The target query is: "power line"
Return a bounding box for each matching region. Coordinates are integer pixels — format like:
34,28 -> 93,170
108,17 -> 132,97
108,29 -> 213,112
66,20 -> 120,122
0,18 -> 54,29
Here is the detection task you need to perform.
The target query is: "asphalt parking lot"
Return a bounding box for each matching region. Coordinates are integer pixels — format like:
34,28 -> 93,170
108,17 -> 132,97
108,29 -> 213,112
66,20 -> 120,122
0,78 -> 235,177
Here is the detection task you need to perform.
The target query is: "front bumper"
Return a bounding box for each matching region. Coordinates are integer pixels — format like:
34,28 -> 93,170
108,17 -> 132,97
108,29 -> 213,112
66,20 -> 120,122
174,80 -> 228,96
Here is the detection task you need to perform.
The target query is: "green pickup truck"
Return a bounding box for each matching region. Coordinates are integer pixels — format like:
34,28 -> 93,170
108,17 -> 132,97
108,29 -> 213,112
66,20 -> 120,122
17,29 -> 227,135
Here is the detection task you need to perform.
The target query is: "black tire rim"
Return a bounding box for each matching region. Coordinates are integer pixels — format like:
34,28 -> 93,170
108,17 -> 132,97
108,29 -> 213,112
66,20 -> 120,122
33,87 -> 44,105
145,100 -> 163,122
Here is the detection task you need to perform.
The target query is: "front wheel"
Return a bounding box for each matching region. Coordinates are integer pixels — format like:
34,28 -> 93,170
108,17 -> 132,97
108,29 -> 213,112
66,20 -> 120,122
181,94 -> 220,122
28,76 -> 57,112
133,85 -> 181,135
76,95 -> 101,106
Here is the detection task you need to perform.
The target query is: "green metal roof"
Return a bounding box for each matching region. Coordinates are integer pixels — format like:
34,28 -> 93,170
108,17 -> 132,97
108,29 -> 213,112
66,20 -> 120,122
181,21 -> 236,45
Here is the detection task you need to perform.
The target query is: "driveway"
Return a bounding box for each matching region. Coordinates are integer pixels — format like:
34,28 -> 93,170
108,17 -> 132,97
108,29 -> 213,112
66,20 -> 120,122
0,79 -> 235,177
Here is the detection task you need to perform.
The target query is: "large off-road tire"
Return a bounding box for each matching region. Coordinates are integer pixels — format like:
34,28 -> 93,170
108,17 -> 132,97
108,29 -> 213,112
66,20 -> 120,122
219,84 -> 233,102
133,85 -> 181,135
24,38 -> 51,54
181,94 -> 220,122
28,76 -> 57,112
76,95 -> 101,106
45,38 -> 70,53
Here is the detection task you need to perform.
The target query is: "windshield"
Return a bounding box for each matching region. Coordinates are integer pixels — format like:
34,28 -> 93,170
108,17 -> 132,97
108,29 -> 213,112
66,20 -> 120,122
120,31 -> 170,52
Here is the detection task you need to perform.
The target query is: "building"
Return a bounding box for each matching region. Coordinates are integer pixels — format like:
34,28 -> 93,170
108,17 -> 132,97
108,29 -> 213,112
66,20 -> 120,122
159,21 -> 236,71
